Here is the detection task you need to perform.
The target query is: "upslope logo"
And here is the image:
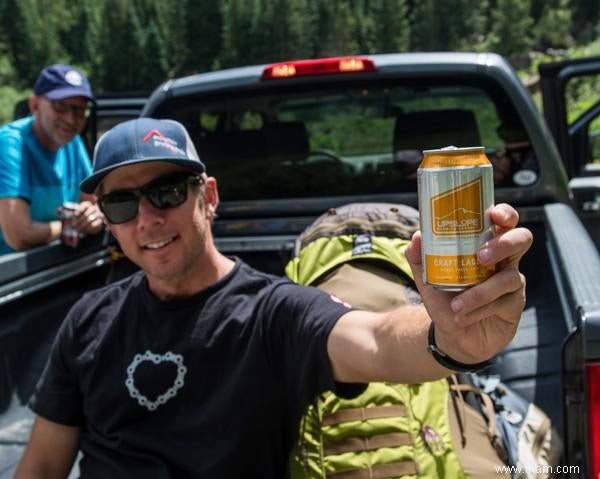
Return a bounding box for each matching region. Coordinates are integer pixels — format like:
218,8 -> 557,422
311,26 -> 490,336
431,177 -> 483,235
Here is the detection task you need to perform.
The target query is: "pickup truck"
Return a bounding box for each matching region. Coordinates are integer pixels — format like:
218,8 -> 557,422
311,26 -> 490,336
1,52 -> 599,478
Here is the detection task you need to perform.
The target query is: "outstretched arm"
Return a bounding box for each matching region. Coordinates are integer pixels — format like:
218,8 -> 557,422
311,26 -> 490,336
328,203 -> 532,384
14,416 -> 80,479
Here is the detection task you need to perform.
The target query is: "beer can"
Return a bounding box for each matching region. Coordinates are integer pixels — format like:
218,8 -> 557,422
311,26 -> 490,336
417,146 -> 495,291
58,202 -> 81,248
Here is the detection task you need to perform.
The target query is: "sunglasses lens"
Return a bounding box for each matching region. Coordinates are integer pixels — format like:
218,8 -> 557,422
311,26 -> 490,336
145,176 -> 189,209
100,192 -> 139,224
99,174 -> 197,224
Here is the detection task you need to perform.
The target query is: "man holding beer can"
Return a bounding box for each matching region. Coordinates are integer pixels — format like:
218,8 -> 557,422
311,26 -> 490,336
15,119 -> 533,478
0,64 -> 104,253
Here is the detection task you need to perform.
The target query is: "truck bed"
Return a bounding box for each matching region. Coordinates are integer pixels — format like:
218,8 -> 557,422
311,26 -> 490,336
3,52 -> 599,476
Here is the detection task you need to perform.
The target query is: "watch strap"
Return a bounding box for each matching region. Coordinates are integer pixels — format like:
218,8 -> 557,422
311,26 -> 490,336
427,322 -> 494,373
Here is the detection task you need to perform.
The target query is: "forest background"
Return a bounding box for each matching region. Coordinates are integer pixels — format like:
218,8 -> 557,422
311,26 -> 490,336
0,0 -> 598,124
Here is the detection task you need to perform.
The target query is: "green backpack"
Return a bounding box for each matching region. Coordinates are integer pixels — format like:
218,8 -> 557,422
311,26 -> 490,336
285,203 -> 556,479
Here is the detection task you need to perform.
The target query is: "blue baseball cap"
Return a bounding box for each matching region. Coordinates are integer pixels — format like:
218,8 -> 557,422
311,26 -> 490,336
81,118 -> 206,194
33,64 -> 95,103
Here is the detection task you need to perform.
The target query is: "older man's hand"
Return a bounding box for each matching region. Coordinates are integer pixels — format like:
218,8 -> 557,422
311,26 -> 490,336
71,201 -> 105,236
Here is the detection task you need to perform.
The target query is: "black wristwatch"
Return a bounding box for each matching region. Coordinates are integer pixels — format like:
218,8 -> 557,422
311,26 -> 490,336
427,322 -> 494,373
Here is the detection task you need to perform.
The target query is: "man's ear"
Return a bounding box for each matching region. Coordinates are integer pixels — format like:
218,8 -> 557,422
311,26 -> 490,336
204,177 -> 219,210
28,96 -> 39,114
107,223 -> 119,240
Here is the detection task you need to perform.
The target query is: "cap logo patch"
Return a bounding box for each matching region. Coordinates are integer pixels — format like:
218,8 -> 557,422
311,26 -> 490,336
143,129 -> 185,156
64,70 -> 83,86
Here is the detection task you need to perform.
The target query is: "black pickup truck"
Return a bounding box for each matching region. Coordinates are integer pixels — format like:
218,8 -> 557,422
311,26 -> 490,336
1,53 -> 599,478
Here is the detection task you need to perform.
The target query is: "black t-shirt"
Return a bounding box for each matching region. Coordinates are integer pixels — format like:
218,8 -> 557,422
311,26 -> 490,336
29,259 -> 356,478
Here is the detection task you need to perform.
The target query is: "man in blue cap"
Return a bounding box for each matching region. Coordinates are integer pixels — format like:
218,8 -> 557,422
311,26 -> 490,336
0,64 -> 104,254
14,118 -> 532,478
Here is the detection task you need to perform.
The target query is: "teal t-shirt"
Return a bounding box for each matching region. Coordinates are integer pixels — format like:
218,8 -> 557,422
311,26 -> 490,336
0,116 -> 92,254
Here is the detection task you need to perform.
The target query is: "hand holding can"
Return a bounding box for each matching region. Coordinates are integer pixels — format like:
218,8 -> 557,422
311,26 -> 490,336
58,202 -> 82,248
417,146 -> 495,291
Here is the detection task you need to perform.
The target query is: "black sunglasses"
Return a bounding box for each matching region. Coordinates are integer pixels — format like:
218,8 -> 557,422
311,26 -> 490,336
98,173 -> 202,224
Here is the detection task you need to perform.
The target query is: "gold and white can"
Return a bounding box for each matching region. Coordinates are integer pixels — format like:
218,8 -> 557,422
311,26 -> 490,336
417,146 -> 495,291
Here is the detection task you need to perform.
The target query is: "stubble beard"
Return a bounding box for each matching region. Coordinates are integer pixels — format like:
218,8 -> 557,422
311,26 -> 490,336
148,225 -> 208,288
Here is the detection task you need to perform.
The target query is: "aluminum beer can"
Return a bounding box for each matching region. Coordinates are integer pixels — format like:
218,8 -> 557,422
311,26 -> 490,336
58,202 -> 80,248
417,146 -> 495,291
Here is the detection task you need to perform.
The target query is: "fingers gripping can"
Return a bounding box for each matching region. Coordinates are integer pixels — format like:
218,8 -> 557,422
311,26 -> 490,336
58,202 -> 80,248
417,146 -> 495,291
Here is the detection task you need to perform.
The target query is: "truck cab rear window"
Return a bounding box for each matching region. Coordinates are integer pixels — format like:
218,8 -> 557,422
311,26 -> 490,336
159,82 -> 537,201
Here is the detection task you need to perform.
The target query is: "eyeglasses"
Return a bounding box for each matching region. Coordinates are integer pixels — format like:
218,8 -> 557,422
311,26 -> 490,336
98,173 -> 202,224
48,99 -> 91,119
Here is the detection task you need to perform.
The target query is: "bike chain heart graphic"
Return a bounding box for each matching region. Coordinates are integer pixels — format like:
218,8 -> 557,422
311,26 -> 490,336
125,350 -> 187,411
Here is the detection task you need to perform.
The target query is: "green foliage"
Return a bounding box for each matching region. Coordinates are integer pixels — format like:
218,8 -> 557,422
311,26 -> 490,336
368,0 -> 410,53
0,44 -> 17,84
90,0 -> 169,91
0,85 -> 27,125
311,0 -> 360,57
0,44 -> 25,124
141,20 -> 169,90
151,0 -> 188,76
218,0 -> 251,68
411,0 -> 488,52
270,0 -> 314,61
0,0 -> 598,123
180,1 -> 222,74
485,0 -> 535,57
533,0 -> 573,50
570,0 -> 600,43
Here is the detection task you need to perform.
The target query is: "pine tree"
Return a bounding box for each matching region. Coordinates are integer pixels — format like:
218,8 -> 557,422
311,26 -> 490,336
0,0 -> 25,85
139,19 -> 169,91
81,0 -> 104,85
533,0 -> 573,51
0,0 -> 592,98
409,0 -> 438,51
269,0 -> 313,61
1,0 -> 59,85
246,0 -> 274,64
485,0 -> 534,57
218,0 -> 253,68
448,0 -> 488,51
314,0 -> 360,57
410,0 -> 487,51
369,0 -> 410,53
95,0 -> 139,90
65,2 -> 91,63
569,0 -> 600,43
0,39 -> 17,86
176,0 -> 223,74
153,0 -> 187,76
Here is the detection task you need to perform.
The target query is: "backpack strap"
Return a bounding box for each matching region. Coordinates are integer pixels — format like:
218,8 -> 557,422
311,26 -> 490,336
323,432 -> 412,455
293,391 -> 420,479
326,462 -> 418,479
448,376 -> 510,465
449,383 -> 498,440
322,405 -> 408,425
531,415 -> 552,459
